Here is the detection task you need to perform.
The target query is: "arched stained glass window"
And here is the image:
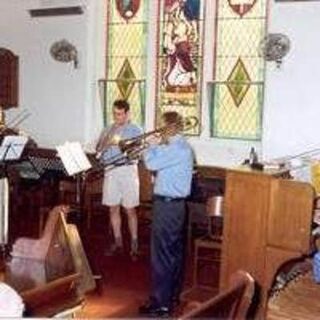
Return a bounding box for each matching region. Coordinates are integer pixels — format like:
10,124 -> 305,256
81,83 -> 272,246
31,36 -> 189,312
210,0 -> 267,140
103,0 -> 149,127
155,0 -> 204,135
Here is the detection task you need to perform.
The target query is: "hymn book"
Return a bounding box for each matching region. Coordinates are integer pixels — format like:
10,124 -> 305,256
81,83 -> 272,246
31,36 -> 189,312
56,141 -> 92,176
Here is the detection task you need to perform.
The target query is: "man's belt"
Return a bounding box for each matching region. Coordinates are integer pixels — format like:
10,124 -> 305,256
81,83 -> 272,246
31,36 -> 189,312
154,195 -> 185,202
113,162 -> 135,167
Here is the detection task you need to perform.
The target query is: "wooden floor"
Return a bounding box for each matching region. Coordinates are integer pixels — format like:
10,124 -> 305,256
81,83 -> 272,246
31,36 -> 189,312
73,214 -> 218,318
78,221 -> 320,319
51,212 -> 320,319
7,208 -> 320,318
80,251 -> 150,318
76,213 -> 153,318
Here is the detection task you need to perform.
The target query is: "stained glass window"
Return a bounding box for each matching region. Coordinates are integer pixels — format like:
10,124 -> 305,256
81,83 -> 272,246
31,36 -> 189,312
210,0 -> 267,140
103,0 -> 149,127
155,0 -> 204,135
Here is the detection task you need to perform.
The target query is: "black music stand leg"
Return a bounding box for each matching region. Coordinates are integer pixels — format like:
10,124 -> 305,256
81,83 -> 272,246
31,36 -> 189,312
67,173 -> 86,231
0,144 -> 12,178
0,243 -> 9,264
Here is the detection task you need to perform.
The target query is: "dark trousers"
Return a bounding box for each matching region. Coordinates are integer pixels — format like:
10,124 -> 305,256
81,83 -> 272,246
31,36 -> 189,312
151,196 -> 187,309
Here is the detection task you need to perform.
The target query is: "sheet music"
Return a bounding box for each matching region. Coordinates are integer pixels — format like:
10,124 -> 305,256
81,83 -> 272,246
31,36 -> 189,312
0,135 -> 28,161
56,141 -> 92,176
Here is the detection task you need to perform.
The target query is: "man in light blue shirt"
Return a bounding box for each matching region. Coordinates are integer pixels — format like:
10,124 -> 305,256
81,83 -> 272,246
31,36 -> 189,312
139,111 -> 194,317
96,100 -> 142,258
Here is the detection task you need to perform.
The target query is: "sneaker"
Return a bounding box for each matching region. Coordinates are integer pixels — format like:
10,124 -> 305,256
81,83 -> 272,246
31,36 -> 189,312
104,243 -> 123,256
130,250 -> 139,261
130,239 -> 139,260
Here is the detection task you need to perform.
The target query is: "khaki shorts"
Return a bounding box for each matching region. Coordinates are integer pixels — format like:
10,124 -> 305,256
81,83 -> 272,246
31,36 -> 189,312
102,165 -> 139,208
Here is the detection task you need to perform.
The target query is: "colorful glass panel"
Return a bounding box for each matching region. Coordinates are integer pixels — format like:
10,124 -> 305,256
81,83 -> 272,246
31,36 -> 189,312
211,0 -> 267,140
104,0 -> 148,127
156,0 -> 204,135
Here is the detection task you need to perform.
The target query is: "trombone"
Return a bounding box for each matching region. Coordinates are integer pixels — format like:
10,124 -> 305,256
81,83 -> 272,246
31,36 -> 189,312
88,116 -> 199,177
117,115 -> 199,161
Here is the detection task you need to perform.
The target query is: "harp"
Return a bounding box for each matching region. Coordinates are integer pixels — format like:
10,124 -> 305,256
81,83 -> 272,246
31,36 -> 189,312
5,205 -> 95,295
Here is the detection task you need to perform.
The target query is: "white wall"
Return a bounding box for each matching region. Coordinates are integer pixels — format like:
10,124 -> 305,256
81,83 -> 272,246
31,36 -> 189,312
0,0 -> 259,165
263,1 -> 320,160
0,0 -> 95,148
1,1 -> 319,165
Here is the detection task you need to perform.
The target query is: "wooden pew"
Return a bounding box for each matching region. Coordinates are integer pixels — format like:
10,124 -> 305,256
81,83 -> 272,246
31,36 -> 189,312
21,273 -> 83,317
179,270 -> 255,320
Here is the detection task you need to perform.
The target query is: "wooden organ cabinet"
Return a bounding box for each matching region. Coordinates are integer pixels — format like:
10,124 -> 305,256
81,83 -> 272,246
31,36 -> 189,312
220,168 -> 314,319
0,48 -> 18,109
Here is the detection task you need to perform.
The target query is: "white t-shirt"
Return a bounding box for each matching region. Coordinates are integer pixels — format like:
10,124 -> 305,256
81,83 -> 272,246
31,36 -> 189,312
0,282 -> 24,317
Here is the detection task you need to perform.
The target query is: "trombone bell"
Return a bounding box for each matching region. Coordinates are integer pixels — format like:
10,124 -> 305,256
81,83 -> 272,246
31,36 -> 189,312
182,116 -> 199,132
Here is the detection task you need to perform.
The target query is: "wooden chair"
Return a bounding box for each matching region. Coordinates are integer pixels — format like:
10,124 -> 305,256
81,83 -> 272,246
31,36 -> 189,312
193,232 -> 222,289
188,196 -> 224,291
179,270 -> 255,320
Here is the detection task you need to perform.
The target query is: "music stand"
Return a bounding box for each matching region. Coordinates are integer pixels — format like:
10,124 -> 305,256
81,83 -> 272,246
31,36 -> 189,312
0,135 -> 28,163
56,142 -> 92,225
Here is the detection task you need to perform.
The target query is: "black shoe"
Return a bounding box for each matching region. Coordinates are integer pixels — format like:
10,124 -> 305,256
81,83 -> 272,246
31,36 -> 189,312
172,296 -> 181,308
139,301 -> 170,318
